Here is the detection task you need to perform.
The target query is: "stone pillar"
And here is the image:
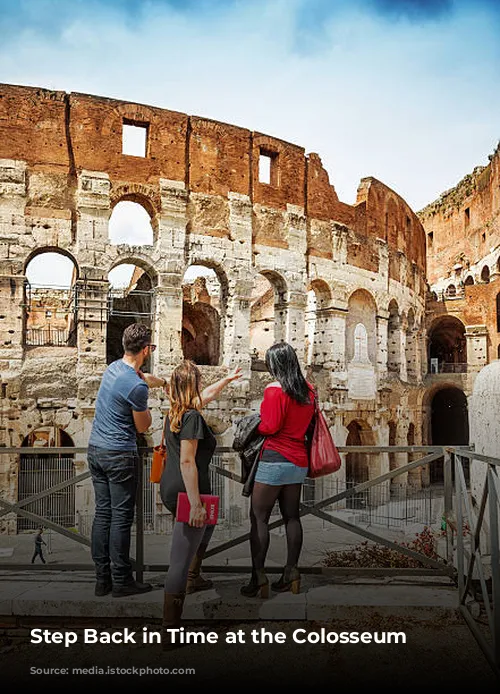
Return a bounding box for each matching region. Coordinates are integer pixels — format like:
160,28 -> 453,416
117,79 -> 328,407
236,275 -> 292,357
223,276 -> 253,371
154,282 -> 184,368
158,179 -> 188,254
465,325 -> 488,373
0,159 -> 28,371
74,171 -> 111,395
286,289 -> 307,363
468,360 -> 500,575
399,316 -> 408,382
376,311 -> 389,381
393,424 -> 409,491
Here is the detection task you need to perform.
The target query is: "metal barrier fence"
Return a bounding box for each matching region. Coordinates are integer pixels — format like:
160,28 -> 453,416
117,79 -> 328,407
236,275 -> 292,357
0,445 -> 498,676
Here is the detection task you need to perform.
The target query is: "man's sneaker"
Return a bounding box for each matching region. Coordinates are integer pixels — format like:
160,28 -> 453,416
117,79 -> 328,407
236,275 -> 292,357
112,580 -> 153,598
95,580 -> 113,597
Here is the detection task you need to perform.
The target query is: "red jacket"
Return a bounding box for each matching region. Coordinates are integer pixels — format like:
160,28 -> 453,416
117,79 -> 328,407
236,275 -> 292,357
257,382 -> 315,468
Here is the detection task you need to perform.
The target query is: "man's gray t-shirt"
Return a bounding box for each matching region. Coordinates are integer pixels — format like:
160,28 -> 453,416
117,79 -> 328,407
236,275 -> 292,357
89,359 -> 149,450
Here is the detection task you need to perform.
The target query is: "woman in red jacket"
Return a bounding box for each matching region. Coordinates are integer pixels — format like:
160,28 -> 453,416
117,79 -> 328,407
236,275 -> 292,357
241,342 -> 315,598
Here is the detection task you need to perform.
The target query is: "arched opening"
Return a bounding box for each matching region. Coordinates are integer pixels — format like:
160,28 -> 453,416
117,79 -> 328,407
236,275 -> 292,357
428,316 -> 467,373
345,421 -> 370,509
250,271 -> 287,369
182,265 -> 224,366
387,299 -> 401,372
106,263 -> 156,366
18,427 -> 75,532
496,293 -> 500,333
346,289 -> 377,364
464,275 -> 474,286
430,387 -> 469,485
481,265 -> 490,284
109,200 -> 154,245
445,284 -> 456,298
24,250 -> 78,347
305,279 -> 332,367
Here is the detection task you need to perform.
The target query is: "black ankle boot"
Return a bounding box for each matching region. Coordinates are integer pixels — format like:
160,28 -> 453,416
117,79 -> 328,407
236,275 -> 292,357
271,566 -> 301,594
240,569 -> 269,598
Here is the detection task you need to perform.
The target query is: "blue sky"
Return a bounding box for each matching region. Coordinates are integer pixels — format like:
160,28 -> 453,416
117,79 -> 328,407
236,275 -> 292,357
1,0 -> 500,211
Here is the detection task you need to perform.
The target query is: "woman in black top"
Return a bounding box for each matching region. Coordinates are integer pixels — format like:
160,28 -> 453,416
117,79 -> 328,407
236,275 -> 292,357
160,359 -> 242,650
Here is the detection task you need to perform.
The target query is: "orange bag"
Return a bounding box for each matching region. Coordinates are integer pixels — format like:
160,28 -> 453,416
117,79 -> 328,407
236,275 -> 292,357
150,419 -> 167,483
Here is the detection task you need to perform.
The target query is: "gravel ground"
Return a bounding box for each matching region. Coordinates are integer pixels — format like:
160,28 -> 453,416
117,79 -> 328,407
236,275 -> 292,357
1,615 -> 498,688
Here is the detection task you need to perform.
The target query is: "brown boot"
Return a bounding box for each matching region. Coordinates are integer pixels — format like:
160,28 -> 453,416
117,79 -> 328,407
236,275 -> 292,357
186,552 -> 213,594
161,592 -> 186,651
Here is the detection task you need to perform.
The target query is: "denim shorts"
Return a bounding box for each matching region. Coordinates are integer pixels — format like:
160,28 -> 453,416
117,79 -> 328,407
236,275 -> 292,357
254,460 -> 308,486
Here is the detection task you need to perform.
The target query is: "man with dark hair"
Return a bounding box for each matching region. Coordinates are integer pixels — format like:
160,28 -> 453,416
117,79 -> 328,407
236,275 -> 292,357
88,323 -> 167,597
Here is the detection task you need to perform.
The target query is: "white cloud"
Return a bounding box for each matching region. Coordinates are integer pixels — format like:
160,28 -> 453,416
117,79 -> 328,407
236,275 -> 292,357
1,0 -> 499,210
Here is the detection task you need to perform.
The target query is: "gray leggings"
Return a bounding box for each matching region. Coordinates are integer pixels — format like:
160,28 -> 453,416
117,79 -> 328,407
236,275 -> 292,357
164,521 -> 215,593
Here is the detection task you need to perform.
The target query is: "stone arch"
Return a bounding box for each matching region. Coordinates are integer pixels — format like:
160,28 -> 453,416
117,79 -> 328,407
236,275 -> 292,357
345,419 -> 376,509
445,284 -> 456,298
481,265 -> 490,283
106,260 -> 157,365
428,315 -> 467,372
346,289 -> 377,364
250,270 -> 288,360
429,385 -> 469,485
464,275 -> 474,286
110,184 -> 161,221
24,247 -> 79,278
23,248 -> 79,348
109,195 -> 157,246
305,278 -> 332,366
181,261 -> 228,366
18,427 -> 75,533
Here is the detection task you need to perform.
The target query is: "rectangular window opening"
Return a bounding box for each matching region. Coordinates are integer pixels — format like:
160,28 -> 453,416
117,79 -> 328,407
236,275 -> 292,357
122,120 -> 148,157
464,207 -> 470,227
258,149 -> 279,186
428,232 -> 433,249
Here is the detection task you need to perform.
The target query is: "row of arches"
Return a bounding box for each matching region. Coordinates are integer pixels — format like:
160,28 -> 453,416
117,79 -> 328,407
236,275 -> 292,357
437,257 -> 500,300
22,248 -> 423,375
14,384 -> 469,530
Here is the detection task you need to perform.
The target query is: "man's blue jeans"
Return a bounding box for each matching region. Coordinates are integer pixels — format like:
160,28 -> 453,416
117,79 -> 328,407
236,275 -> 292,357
88,445 -> 138,585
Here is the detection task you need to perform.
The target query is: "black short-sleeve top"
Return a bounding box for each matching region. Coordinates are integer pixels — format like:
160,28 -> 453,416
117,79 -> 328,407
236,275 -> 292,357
159,409 -> 217,516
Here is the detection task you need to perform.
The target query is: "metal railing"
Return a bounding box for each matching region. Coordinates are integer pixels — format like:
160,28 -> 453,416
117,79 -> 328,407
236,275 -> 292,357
428,361 -> 468,374
0,444 -> 498,676
24,327 -> 76,347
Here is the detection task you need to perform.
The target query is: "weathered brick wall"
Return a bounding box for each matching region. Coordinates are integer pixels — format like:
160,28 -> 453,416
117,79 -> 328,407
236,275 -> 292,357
419,144 -> 500,285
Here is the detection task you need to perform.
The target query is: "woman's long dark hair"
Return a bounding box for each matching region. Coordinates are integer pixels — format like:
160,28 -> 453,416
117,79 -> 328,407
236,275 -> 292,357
265,342 -> 311,404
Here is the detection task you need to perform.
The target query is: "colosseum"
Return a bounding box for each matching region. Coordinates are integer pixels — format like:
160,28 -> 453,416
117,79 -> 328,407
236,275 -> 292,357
0,82 -> 497,534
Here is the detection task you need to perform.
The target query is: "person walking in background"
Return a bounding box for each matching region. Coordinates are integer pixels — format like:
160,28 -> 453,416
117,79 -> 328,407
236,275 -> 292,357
240,342 -> 315,598
160,359 -> 242,650
88,323 -> 167,598
31,527 -> 47,564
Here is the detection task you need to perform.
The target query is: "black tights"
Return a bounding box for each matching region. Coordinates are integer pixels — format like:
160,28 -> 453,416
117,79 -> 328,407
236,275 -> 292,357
249,482 -> 303,571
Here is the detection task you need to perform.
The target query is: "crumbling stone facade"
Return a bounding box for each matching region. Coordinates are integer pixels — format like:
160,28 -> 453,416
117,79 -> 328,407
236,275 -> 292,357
419,143 -> 500,373
0,84 -> 434,532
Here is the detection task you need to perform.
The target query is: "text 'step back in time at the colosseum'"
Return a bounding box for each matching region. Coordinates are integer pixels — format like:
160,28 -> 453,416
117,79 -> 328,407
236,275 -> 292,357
0,82 -> 436,527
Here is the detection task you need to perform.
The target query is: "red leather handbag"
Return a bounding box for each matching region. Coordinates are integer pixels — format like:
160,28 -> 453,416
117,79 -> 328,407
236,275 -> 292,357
150,419 -> 167,483
307,394 -> 341,479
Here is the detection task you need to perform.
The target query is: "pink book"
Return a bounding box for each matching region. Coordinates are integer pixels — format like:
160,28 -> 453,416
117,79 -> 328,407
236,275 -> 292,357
176,493 -> 219,525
